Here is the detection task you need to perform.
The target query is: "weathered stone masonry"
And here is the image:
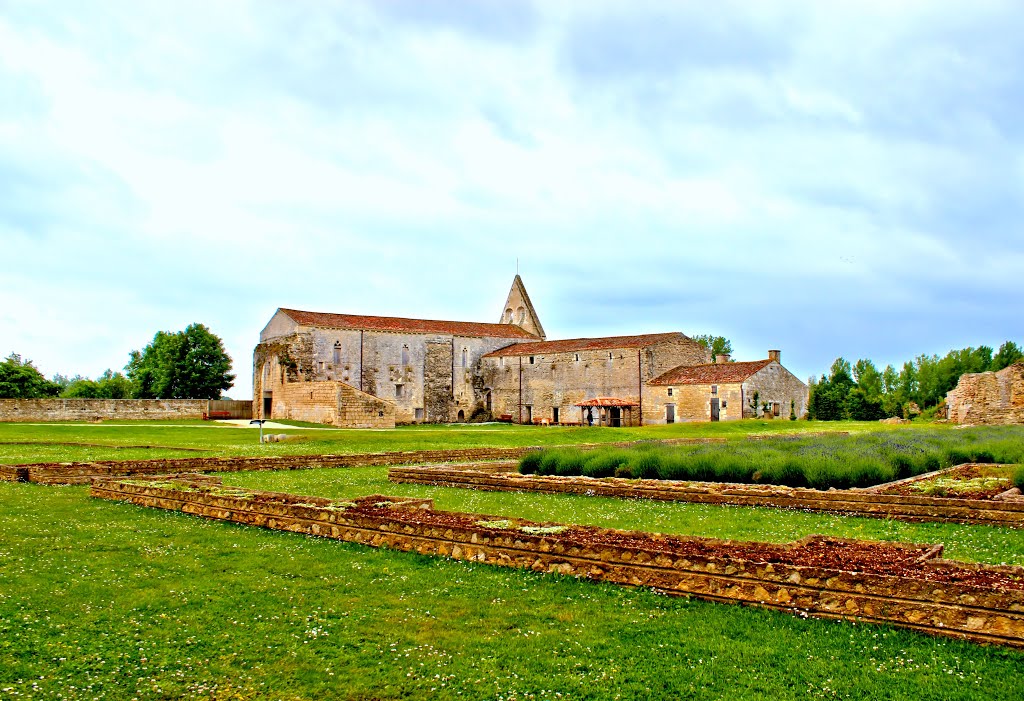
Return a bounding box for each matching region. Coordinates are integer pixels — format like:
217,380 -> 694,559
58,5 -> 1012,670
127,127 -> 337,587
947,362 -> 1024,425
90,476 -> 1024,648
0,399 -> 208,422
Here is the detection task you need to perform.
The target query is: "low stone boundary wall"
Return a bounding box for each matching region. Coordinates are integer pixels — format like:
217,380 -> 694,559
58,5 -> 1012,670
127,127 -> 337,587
0,399 -> 208,422
11,447 -> 536,485
89,475 -> 1024,648
2,437 -> 731,485
387,465 -> 1024,528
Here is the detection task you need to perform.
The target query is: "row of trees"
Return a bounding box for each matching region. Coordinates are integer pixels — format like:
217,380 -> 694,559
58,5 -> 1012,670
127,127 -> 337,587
808,341 -> 1023,421
0,323 -> 235,400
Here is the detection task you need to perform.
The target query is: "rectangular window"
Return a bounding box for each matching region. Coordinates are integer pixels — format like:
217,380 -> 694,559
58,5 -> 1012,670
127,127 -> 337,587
395,384 -> 404,398
414,408 -> 424,421
529,356 -> 535,364
773,402 -> 780,417
711,385 -> 718,395
574,354 -> 580,362
667,387 -> 673,396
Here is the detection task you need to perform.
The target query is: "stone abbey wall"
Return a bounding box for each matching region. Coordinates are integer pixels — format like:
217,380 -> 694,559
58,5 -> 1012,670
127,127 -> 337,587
482,337 -> 709,425
0,399 -> 207,423
947,362 -> 1024,425
254,328 -> 517,424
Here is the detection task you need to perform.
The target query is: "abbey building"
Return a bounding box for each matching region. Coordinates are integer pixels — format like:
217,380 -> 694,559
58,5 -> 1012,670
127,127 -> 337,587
253,276 -> 807,428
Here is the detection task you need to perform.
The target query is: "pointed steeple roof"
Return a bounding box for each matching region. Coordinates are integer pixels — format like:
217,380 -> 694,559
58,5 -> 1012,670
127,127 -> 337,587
498,275 -> 545,340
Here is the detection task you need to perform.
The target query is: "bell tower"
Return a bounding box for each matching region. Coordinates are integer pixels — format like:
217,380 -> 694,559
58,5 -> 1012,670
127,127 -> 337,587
498,275 -> 545,339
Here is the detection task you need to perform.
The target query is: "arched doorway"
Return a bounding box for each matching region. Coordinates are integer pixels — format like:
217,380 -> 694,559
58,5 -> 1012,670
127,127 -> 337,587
457,409 -> 465,422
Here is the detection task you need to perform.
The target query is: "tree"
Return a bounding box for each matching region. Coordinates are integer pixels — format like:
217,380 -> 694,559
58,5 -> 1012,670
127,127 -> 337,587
693,335 -> 733,362
808,358 -> 854,421
60,370 -> 133,399
992,341 -> 1024,371
0,354 -> 60,398
126,324 -> 235,399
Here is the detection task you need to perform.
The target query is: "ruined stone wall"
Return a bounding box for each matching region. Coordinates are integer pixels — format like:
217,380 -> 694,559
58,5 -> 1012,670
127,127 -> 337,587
91,477 -> 1024,648
0,399 -> 207,422
482,338 -> 709,424
947,362 -> 1024,425
337,383 -> 394,429
269,381 -> 394,428
390,465 -> 1024,528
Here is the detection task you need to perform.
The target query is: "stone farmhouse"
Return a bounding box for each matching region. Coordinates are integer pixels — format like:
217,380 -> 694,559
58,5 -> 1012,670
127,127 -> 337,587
253,276 -> 808,428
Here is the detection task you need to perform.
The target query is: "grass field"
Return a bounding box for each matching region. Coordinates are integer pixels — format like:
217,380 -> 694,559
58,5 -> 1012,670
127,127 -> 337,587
2,481 -> 1023,701
0,419 -> 927,465
2,420 -> 1023,700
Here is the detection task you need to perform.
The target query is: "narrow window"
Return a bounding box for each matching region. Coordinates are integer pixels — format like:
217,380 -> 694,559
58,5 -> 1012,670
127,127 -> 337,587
667,387 -> 673,396
529,356 -> 535,364
711,385 -> 718,395
461,347 -> 468,368
401,345 -> 410,366
608,352 -> 613,360
333,342 -> 341,365
574,353 -> 580,362
395,384 -> 404,398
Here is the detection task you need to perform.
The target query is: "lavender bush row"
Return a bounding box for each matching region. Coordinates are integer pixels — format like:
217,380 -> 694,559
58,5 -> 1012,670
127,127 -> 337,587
519,427 -> 1024,490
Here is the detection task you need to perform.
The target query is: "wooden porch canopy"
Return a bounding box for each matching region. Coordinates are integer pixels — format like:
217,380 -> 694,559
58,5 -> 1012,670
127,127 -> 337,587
575,397 -> 639,407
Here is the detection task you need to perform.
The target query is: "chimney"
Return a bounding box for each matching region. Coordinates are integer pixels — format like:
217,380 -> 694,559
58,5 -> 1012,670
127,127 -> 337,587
716,353 -> 731,364
768,350 -> 781,363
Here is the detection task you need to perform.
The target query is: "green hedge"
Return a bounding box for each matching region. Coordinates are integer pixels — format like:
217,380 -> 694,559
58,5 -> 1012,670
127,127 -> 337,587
518,427 -> 1024,490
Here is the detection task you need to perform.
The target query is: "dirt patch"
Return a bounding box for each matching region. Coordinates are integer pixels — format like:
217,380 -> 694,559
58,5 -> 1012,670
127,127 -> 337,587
342,497 -> 1024,592
879,464 -> 1015,499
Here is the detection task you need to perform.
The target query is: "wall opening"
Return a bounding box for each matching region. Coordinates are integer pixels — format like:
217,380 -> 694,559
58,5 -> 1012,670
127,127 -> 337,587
457,409 -> 465,422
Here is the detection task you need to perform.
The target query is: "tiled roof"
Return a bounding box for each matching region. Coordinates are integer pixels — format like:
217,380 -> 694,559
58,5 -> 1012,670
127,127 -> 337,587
483,332 -> 686,358
649,359 -> 774,386
279,309 -> 539,339
576,397 -> 639,407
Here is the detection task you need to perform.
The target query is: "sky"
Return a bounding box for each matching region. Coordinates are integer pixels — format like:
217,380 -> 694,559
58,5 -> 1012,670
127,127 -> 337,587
2,0 -> 1022,399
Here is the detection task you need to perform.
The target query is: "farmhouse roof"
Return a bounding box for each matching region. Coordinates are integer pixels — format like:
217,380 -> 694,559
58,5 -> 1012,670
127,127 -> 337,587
278,308 -> 539,339
483,332 -> 686,358
649,359 -> 774,386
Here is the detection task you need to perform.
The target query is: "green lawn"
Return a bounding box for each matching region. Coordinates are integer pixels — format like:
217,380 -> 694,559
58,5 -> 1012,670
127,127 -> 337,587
0,419 -> 932,465
2,481 -> 1022,701
3,419 -> 1021,700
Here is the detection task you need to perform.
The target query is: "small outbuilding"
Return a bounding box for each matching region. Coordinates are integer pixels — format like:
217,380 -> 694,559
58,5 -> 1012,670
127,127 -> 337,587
646,351 -> 808,423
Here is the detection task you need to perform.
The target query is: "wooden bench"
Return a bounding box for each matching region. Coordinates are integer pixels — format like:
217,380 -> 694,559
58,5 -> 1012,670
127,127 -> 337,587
204,411 -> 232,420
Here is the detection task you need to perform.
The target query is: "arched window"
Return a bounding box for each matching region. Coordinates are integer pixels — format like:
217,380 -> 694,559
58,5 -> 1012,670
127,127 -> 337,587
461,347 -> 468,368
504,308 -> 513,323
516,306 -> 526,324
333,341 -> 341,365
401,344 -> 410,366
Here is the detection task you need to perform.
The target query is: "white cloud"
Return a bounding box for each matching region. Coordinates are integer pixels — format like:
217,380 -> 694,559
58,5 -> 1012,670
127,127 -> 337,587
1,0 -> 1022,396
